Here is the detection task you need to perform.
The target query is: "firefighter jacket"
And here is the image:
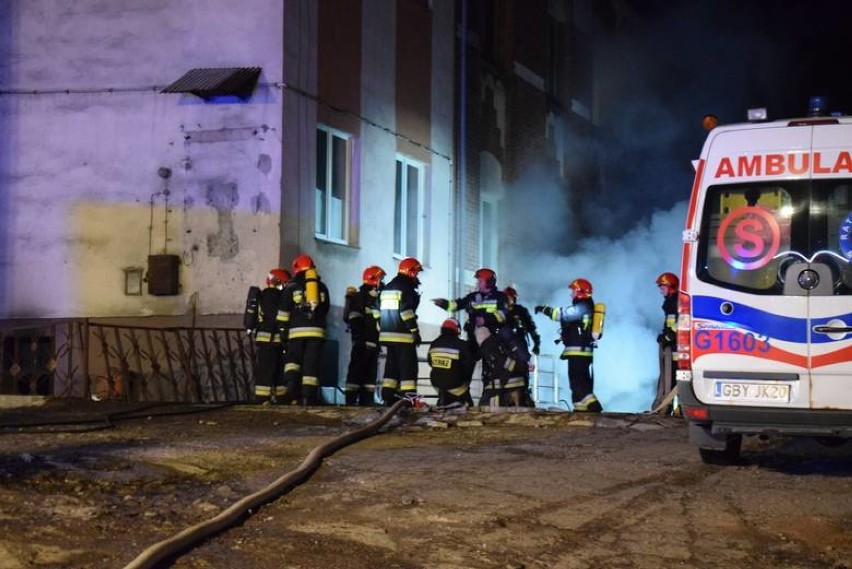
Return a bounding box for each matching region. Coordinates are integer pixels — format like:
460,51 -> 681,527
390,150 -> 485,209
507,303 -> 541,353
541,297 -> 594,358
379,274 -> 421,344
247,287 -> 286,344
345,284 -> 380,348
428,331 -> 474,394
447,289 -> 509,335
280,272 -> 330,341
660,293 -> 677,347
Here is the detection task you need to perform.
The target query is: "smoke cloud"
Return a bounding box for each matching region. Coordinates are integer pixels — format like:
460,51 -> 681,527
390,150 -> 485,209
503,173 -> 686,412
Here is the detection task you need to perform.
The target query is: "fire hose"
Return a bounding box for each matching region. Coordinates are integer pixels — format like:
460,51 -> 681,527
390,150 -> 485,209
121,397 -> 413,569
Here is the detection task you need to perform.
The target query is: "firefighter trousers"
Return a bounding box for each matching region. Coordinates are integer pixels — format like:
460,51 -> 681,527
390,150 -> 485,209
254,342 -> 285,402
567,355 -> 602,412
345,343 -> 378,406
284,338 -> 325,405
381,342 -> 418,405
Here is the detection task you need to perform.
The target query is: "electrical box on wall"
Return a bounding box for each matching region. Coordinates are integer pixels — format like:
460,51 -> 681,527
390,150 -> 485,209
147,254 -> 181,296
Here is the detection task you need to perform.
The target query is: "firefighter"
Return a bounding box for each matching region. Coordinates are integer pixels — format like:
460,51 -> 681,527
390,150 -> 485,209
280,254 -> 330,406
653,272 -> 679,414
535,278 -> 603,412
244,268 -> 290,404
344,265 -> 386,406
433,268 -> 523,408
378,257 -> 424,405
427,318 -> 475,408
503,286 -> 541,407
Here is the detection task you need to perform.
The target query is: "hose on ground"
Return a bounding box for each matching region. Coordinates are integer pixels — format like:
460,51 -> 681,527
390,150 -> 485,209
121,398 -> 412,569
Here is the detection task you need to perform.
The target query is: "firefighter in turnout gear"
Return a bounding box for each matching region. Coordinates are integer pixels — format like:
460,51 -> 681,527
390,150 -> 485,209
428,318 -> 475,408
344,265 -> 385,406
535,278 -> 603,412
653,272 -> 679,414
433,268 -> 524,407
244,268 -> 290,404
280,254 -> 330,405
503,286 -> 541,407
378,257 -> 423,405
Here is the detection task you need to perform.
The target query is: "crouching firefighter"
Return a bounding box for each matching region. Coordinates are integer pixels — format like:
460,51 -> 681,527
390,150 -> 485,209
427,318 -> 475,408
344,265 -> 386,406
244,268 -> 290,404
535,278 -> 604,412
433,268 -> 524,408
280,254 -> 330,405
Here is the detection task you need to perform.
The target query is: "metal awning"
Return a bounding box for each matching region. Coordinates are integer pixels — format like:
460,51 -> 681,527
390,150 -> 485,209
161,67 -> 261,100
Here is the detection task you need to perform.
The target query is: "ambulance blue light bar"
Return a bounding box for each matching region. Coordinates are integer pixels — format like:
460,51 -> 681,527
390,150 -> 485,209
808,95 -> 828,117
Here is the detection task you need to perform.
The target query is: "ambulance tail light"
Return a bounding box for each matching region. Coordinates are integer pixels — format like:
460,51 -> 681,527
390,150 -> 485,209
684,406 -> 709,421
676,292 -> 692,370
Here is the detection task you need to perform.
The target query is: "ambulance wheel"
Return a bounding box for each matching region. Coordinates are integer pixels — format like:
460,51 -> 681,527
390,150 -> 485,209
698,435 -> 742,465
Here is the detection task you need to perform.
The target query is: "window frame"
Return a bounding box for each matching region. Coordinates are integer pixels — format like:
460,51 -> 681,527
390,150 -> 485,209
480,193 -> 499,269
315,125 -> 353,244
393,155 -> 425,260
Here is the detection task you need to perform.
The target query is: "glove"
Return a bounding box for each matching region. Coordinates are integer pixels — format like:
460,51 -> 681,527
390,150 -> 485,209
413,330 -> 422,346
656,333 -> 665,345
432,298 -> 449,310
534,305 -> 545,314
532,344 -> 540,356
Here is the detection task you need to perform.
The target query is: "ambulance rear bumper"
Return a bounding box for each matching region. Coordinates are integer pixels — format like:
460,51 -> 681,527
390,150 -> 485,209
679,379 -> 852,438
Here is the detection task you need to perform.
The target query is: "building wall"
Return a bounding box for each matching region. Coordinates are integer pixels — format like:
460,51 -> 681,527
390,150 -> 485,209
0,0 -> 284,320
282,0 -> 457,383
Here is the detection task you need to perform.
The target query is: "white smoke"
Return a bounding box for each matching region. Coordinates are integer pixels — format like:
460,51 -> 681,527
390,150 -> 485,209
503,177 -> 687,411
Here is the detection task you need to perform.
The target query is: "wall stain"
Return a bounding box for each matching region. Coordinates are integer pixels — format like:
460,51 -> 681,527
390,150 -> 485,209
256,153 -> 272,174
251,192 -> 271,214
205,181 -> 239,260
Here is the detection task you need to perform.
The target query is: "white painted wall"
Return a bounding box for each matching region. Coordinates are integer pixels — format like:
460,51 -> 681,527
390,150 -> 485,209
0,0 -> 284,319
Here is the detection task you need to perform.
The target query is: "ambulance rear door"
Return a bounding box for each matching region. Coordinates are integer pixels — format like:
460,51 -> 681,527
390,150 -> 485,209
692,125 -> 812,409
807,123 -> 852,410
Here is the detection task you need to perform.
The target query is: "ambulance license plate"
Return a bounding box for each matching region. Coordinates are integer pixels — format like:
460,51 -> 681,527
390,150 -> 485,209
713,381 -> 790,403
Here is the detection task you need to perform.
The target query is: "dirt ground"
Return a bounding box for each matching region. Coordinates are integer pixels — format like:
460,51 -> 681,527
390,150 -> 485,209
1,400 -> 851,569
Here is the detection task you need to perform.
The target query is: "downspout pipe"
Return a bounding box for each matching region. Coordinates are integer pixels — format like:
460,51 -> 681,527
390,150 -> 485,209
456,0 -> 468,300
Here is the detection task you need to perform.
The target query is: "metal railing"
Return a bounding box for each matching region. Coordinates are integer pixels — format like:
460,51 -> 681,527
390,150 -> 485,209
0,320 -> 254,403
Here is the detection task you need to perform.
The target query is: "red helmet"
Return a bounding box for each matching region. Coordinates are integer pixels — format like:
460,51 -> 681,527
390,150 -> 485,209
441,318 -> 461,335
656,272 -> 679,292
266,268 -> 291,287
474,268 -> 496,288
503,286 -> 518,301
569,278 -> 593,299
398,257 -> 423,278
362,265 -> 386,287
292,254 -> 315,274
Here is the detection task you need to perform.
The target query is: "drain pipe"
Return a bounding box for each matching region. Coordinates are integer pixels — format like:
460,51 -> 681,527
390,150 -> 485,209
122,398 -> 411,569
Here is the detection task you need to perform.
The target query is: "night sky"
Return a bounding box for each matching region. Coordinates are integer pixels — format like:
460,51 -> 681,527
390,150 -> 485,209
582,0 -> 852,233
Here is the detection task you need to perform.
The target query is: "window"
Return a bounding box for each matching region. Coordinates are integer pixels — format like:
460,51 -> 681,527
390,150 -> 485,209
697,180 -> 852,296
394,156 -> 423,258
480,196 -> 498,269
316,126 -> 351,243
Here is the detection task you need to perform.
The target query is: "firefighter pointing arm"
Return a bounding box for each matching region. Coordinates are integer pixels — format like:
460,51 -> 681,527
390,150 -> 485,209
534,278 -> 604,412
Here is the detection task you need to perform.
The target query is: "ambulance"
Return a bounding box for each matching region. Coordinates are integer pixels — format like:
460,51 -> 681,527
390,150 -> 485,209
678,99 -> 852,464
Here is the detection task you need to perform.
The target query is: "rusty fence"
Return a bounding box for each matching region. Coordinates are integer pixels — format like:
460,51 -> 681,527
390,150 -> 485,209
0,320 -> 255,403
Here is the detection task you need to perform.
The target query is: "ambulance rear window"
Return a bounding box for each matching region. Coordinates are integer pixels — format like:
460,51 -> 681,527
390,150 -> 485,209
697,181 -> 852,295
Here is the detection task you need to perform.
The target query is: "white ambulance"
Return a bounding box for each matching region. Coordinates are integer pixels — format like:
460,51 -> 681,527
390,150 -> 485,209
678,101 -> 852,464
